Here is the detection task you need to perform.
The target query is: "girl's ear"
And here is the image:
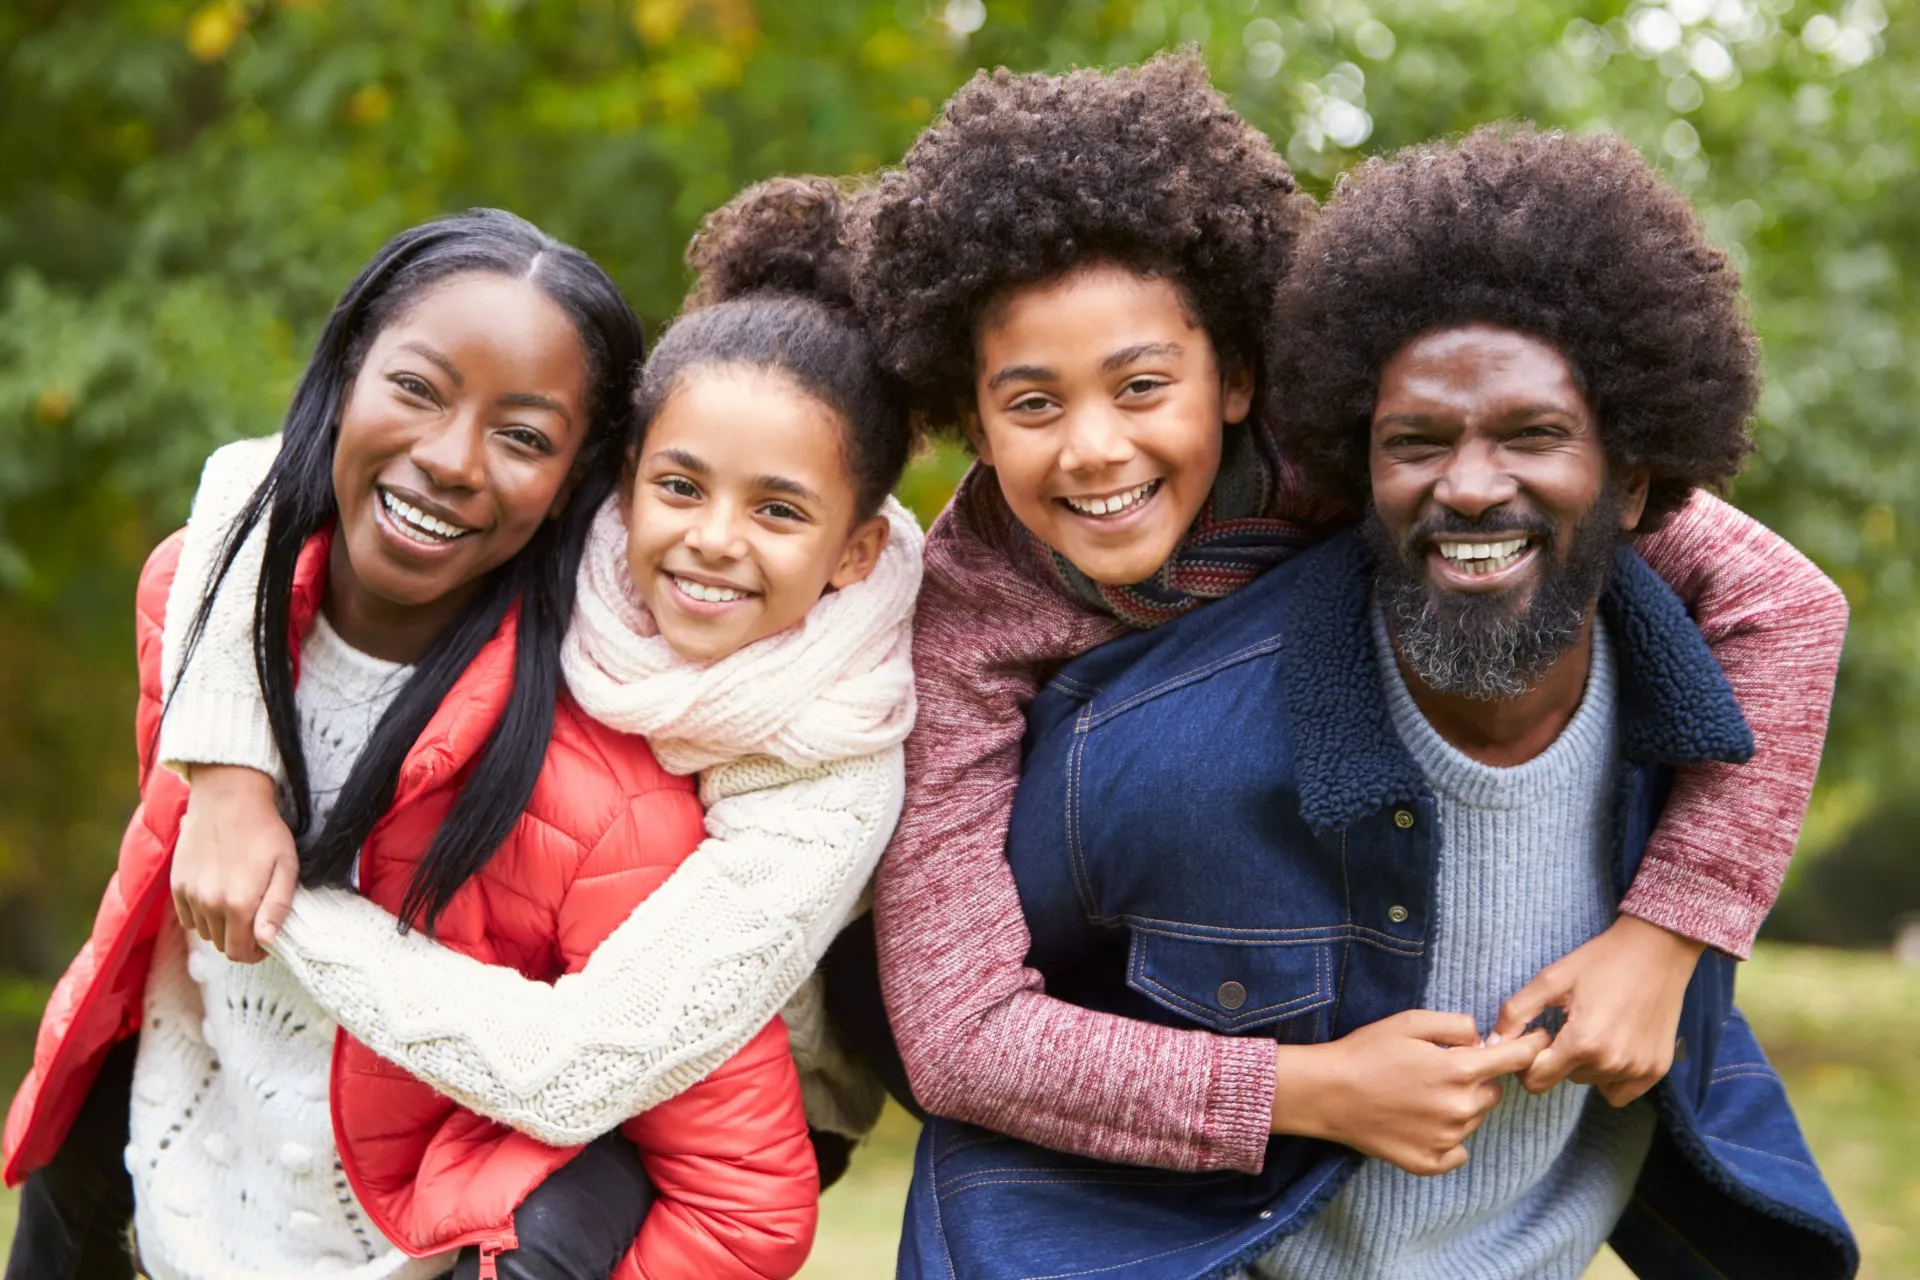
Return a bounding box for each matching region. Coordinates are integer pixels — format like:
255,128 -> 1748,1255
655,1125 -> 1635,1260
1221,360 -> 1255,427
829,514 -> 892,590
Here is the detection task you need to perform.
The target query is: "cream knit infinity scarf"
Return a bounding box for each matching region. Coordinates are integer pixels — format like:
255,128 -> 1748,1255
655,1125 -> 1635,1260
561,493 -> 922,775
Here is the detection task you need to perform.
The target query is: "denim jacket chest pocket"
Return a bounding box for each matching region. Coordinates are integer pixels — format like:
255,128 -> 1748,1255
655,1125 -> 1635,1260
1014,672 -> 1356,1046
1125,923 -> 1338,1042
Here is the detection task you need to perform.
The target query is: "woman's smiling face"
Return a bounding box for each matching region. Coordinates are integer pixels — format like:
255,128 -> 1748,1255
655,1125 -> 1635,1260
625,365 -> 889,663
327,271 -> 592,659
969,262 -> 1253,586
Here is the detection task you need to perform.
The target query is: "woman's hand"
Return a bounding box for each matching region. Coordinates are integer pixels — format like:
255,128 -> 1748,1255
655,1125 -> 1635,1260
171,764 -> 300,963
1491,913 -> 1706,1106
1271,1011 -> 1549,1176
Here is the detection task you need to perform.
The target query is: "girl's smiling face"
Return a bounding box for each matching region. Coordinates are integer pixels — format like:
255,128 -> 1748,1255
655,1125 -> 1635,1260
627,365 -> 890,663
328,272 -> 591,660
969,262 -> 1253,585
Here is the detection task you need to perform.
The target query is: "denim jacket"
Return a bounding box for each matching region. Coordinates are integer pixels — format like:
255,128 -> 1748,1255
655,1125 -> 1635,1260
898,531 -> 1856,1280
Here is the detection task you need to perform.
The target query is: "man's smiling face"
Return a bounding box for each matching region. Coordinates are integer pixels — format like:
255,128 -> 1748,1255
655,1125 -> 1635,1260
1365,323 -> 1648,699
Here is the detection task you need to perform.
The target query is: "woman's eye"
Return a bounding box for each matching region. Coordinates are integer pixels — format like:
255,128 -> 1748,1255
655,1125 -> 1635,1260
501,426 -> 552,453
394,373 -> 436,401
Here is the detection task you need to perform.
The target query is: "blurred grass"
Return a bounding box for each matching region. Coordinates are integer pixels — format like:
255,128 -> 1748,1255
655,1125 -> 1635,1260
2,944 -> 1915,1276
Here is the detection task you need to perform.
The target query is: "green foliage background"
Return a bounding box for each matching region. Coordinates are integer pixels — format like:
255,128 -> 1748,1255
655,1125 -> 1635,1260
0,0 -> 1914,962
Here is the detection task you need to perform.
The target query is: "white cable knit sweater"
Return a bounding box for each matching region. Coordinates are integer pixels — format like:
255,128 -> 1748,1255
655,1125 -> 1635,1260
159,437 -> 920,1144
134,614 -> 448,1280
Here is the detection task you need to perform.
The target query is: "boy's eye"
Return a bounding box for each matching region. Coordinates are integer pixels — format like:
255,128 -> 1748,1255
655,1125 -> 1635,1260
1120,376 -> 1167,397
760,501 -> 805,522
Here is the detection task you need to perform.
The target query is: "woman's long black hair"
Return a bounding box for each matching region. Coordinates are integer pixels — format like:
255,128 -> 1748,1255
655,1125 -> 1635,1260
170,209 -> 643,930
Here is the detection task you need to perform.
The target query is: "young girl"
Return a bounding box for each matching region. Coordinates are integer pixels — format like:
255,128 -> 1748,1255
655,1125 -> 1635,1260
855,50 -> 1847,1177
2,210 -> 820,1280
147,180 -> 920,1181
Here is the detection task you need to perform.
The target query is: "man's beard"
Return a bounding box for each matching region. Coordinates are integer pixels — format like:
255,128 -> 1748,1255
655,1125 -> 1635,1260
1363,492 -> 1623,702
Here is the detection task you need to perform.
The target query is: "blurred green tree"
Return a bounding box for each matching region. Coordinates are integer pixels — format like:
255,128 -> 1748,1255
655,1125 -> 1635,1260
1,0 -> 1913,964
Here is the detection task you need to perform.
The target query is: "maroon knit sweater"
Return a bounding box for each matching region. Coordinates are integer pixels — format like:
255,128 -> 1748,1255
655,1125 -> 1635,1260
873,466 -> 1848,1175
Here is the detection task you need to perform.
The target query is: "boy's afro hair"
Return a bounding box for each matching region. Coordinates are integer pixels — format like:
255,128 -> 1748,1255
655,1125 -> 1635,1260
853,50 -> 1316,423
1269,124 -> 1758,529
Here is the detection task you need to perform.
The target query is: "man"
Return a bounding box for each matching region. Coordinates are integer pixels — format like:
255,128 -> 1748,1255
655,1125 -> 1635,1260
898,126 -> 1855,1280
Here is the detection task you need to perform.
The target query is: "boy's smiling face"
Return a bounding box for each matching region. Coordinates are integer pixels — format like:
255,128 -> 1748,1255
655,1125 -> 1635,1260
969,263 -> 1253,586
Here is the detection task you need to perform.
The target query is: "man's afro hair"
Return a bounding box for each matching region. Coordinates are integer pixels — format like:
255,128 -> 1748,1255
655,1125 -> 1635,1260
1269,124 -> 1758,529
853,50 -> 1316,424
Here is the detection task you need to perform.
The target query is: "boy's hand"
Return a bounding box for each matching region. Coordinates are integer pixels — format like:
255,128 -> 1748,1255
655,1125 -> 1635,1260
1272,1010 -> 1549,1176
1492,914 -> 1706,1107
171,764 -> 300,963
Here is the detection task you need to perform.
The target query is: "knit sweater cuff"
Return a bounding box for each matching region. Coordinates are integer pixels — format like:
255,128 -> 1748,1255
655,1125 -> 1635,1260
1619,850 -> 1761,959
161,686 -> 285,785
1205,1035 -> 1278,1175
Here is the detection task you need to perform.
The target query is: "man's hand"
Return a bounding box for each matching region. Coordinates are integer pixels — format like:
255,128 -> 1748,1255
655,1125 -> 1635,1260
171,764 -> 300,963
1492,913 -> 1706,1107
1272,1010 -> 1550,1176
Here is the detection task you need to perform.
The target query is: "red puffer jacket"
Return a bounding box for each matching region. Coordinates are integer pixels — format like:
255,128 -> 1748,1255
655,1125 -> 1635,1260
3,529 -> 819,1278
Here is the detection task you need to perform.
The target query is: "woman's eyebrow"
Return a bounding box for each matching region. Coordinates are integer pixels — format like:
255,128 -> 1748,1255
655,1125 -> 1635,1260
498,392 -> 574,426
1100,341 -> 1183,373
397,341 -> 463,385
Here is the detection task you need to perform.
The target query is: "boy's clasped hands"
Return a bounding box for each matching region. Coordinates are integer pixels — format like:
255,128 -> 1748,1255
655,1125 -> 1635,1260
1271,913 -> 1706,1176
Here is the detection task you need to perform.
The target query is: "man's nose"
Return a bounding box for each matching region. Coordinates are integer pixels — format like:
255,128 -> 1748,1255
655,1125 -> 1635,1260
1433,440 -> 1518,519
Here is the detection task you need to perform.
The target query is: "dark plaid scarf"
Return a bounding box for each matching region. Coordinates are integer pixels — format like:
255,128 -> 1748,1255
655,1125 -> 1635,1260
1045,421 -> 1327,629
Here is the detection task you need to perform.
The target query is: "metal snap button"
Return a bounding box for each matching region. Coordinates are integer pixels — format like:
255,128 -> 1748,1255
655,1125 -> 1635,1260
1217,980 -> 1248,1010
1387,904 -> 1410,924
1393,809 -> 1415,830
1259,1209 -> 1274,1220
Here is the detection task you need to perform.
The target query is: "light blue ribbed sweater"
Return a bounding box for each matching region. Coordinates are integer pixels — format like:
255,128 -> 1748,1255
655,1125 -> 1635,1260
1247,607 -> 1655,1280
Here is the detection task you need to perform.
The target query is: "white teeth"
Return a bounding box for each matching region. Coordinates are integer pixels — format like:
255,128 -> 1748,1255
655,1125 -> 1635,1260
673,576 -> 750,604
380,490 -> 472,543
1063,481 -> 1158,518
1436,538 -> 1532,575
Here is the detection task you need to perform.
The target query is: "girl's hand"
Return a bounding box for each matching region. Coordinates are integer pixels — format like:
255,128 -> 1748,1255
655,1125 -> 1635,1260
1271,1011 -> 1549,1176
1491,913 -> 1706,1106
171,764 -> 300,963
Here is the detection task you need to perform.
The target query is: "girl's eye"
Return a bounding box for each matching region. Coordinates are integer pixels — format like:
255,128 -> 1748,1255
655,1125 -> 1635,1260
1121,377 -> 1167,397
1009,395 -> 1053,414
657,476 -> 700,499
760,501 -> 804,522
